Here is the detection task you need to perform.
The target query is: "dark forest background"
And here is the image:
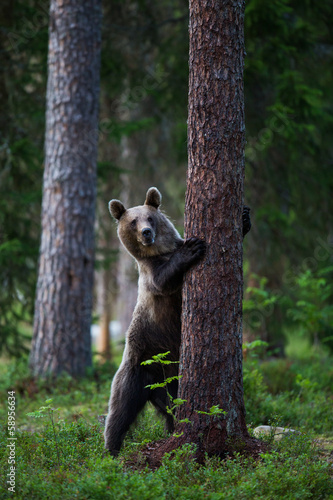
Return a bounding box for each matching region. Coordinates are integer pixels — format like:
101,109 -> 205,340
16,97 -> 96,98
1,0 -> 333,359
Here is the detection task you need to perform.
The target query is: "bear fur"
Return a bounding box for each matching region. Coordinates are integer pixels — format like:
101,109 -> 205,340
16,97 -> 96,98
104,187 -> 251,455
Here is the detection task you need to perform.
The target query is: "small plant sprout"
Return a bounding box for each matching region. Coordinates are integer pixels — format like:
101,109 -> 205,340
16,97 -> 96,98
141,351 -> 188,435
197,405 -> 227,445
27,399 -> 62,467
141,353 -> 228,439
196,405 -> 227,418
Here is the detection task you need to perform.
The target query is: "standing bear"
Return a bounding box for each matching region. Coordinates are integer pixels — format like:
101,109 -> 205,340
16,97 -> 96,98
104,187 -> 250,455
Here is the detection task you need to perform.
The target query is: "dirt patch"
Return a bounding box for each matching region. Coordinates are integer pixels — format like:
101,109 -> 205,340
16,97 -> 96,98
124,434 -> 269,470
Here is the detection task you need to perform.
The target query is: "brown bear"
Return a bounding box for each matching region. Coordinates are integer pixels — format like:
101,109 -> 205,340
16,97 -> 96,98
104,187 -> 250,455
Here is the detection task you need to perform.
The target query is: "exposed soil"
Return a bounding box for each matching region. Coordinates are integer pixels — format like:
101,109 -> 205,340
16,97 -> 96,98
124,434 -> 269,471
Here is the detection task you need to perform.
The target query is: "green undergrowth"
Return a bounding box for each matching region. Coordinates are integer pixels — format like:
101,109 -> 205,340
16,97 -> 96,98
244,344 -> 333,435
0,348 -> 332,499
0,419 -> 332,499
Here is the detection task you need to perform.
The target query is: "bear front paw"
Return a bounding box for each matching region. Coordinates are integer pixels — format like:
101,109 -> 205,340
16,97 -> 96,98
242,206 -> 251,238
182,237 -> 206,264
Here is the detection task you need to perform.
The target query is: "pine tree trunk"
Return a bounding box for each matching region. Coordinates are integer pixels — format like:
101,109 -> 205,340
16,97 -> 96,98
95,266 -> 112,362
30,0 -> 102,377
176,0 -> 248,454
116,138 -> 139,336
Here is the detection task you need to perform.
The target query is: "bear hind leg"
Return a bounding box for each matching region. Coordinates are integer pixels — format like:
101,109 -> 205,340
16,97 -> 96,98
104,364 -> 149,456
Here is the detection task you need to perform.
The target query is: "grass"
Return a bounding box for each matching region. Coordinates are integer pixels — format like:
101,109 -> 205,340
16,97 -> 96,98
0,342 -> 332,499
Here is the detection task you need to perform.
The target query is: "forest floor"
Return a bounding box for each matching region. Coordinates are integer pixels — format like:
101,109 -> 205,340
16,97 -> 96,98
0,341 -> 332,499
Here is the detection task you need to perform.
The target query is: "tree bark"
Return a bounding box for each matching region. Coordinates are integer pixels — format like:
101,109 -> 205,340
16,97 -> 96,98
30,0 -> 102,377
176,0 -> 248,454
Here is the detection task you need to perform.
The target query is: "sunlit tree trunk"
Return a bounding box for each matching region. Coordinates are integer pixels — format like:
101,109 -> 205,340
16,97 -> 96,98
95,265 -> 112,362
176,0 -> 248,454
30,0 -> 102,377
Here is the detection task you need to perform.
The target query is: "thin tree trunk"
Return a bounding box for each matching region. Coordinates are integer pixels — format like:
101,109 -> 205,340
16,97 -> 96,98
95,265 -> 112,362
116,138 -> 139,336
30,0 -> 102,377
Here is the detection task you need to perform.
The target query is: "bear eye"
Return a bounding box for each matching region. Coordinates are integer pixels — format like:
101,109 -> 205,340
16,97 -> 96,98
130,219 -> 137,228
147,216 -> 153,223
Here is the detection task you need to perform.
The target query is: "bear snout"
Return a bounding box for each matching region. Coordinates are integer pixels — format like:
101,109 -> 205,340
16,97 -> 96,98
141,227 -> 155,245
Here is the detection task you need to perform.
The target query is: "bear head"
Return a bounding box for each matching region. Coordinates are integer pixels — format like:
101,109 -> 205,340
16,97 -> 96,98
109,187 -> 183,259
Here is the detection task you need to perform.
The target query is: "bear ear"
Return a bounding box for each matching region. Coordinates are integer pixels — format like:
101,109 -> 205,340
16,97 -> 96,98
109,200 -> 126,221
144,187 -> 161,209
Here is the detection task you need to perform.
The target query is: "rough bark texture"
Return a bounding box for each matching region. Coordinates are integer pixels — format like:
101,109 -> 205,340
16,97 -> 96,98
177,0 -> 248,453
141,0 -> 261,467
30,0 -> 102,376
